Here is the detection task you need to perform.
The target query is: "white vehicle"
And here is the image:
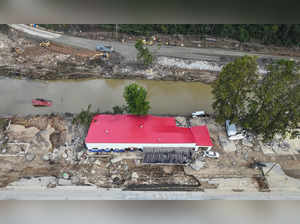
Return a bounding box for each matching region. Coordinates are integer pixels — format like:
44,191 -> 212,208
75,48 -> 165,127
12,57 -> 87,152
192,110 -> 208,118
203,150 -> 220,159
228,133 -> 246,140
226,120 -> 246,140
226,120 -> 237,136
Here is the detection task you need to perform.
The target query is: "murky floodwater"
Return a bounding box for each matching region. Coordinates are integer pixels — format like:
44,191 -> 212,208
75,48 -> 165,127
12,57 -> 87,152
0,77 -> 213,116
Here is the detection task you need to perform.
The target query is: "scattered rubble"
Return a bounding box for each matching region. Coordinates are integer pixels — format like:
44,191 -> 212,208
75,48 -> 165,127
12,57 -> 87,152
58,178 -> 72,186
1,114 -> 299,192
162,166 -> 174,174
25,152 -> 36,161
218,134 -> 236,153
71,176 -> 80,185
242,138 -> 254,148
190,159 -> 206,171
131,172 -> 139,181
2,29 -> 293,84
175,116 -> 188,127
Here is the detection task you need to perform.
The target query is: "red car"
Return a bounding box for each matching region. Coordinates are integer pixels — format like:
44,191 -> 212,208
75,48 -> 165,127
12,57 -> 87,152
32,98 -> 52,107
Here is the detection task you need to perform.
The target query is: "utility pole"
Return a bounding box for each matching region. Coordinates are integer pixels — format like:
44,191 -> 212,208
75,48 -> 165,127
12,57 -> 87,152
115,24 -> 118,40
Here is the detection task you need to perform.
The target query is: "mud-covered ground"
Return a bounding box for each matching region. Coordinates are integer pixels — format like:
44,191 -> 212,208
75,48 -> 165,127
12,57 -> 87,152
1,114 -> 299,192
2,26 -> 300,84
0,115 -> 200,189
0,28 -> 229,84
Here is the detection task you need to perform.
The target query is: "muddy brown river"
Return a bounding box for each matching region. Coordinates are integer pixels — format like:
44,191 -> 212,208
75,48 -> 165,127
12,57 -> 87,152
0,77 -> 213,116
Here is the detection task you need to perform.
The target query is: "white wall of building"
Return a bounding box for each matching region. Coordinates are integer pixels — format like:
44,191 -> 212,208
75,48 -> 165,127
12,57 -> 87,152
86,143 -> 212,151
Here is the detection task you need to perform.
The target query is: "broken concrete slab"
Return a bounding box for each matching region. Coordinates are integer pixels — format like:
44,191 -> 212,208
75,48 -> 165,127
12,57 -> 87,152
190,117 -> 207,127
219,134 -> 236,152
131,172 -> 139,180
7,124 -> 39,141
259,142 -> 274,155
7,176 -> 57,189
263,163 -> 300,192
111,157 -> 122,164
190,159 -> 206,171
242,138 -> 254,148
285,137 -> 300,154
71,176 -> 80,185
58,178 -> 72,186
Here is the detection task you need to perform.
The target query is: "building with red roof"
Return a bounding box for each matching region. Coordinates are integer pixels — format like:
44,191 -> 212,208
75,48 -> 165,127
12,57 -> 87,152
85,115 -> 213,154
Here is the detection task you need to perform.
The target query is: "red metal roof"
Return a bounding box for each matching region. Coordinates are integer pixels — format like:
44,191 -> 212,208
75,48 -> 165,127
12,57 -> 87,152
85,114 -> 213,146
190,126 -> 214,147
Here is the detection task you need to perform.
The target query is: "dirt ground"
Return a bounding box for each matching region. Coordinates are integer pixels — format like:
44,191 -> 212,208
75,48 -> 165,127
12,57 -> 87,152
1,115 -> 299,192
0,30 -> 125,80
0,115 -> 204,189
22,43 -> 96,58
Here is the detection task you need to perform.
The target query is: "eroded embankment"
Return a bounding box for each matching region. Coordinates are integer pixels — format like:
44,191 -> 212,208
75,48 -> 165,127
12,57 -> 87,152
0,28 -> 241,84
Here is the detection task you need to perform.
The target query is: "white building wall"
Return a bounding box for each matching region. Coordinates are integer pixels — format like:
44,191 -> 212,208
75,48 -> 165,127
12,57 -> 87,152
86,143 -> 196,149
86,143 -> 212,151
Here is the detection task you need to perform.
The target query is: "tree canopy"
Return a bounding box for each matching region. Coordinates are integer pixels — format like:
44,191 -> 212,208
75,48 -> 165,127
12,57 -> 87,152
212,55 -> 259,124
40,24 -> 300,47
123,83 -> 150,115
213,56 -> 300,141
135,39 -> 153,66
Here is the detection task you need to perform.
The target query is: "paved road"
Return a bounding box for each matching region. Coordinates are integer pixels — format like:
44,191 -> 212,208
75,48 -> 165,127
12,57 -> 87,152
9,24 -> 298,63
2,187 -> 300,200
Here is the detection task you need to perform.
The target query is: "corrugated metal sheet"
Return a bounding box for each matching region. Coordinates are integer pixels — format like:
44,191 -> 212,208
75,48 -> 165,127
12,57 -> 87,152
143,148 -> 193,164
85,115 -> 213,147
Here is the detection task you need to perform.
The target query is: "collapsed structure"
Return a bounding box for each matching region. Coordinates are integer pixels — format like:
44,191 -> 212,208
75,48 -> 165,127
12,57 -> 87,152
85,115 -> 213,164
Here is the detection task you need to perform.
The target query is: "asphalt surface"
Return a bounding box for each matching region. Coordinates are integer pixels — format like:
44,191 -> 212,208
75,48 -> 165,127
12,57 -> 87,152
2,188 -> 300,200
9,24 -> 298,63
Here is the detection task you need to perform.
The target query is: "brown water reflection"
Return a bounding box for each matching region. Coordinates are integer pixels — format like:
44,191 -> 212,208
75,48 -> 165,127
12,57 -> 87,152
0,77 -> 213,116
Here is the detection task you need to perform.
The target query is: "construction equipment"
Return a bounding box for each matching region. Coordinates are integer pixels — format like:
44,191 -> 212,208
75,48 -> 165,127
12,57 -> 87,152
96,44 -> 113,53
142,39 -> 154,46
40,41 -> 51,48
91,52 -> 110,60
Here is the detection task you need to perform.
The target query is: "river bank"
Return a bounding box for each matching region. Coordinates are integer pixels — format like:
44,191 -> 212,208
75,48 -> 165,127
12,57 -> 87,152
0,29 -> 219,84
1,113 -> 299,193
1,27 -> 292,84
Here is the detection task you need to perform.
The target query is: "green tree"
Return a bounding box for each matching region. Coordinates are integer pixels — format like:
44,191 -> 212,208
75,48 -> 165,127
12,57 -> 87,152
112,105 -> 127,114
135,39 -> 154,66
123,83 -> 150,115
39,24 -> 300,47
72,104 -> 99,127
239,28 -> 250,43
213,56 -> 300,141
212,55 -> 259,124
245,60 -> 300,141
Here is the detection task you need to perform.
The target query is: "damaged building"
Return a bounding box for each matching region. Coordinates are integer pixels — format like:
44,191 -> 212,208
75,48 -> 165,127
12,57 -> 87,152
85,115 -> 213,164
